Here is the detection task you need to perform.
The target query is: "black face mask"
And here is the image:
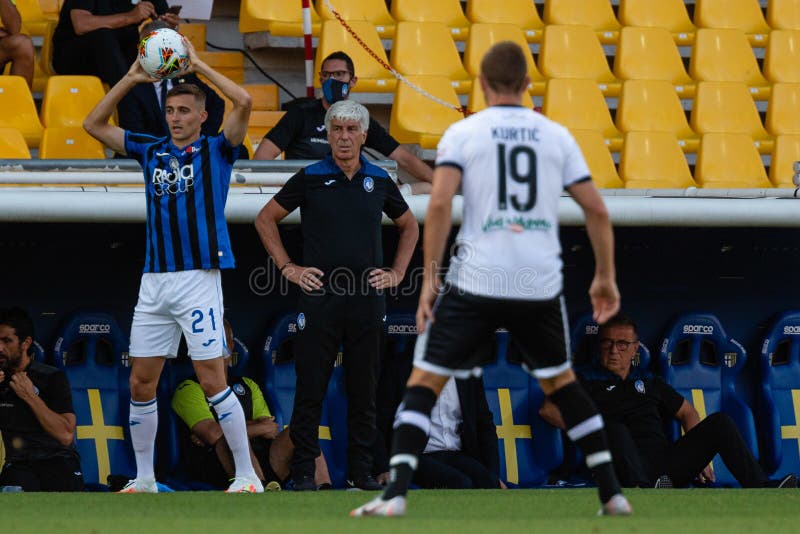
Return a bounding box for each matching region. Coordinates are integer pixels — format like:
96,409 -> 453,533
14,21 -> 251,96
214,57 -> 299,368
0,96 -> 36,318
322,78 -> 350,104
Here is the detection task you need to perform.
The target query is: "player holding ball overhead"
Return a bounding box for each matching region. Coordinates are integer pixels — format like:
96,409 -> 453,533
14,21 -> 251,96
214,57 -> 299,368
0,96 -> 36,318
83,38 -> 262,493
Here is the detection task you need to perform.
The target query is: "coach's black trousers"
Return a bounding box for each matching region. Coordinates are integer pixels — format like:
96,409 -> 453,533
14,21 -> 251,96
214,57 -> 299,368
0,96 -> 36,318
290,293 -> 384,480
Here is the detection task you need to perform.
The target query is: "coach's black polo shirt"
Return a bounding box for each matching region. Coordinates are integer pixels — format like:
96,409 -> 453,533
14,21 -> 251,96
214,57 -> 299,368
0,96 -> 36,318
274,154 -> 409,295
0,361 -> 79,462
578,368 -> 684,466
265,99 -> 400,160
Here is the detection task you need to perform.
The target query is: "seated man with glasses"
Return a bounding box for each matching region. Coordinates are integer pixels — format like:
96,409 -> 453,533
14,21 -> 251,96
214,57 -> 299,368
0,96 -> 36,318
253,51 -> 432,193
540,314 -> 797,489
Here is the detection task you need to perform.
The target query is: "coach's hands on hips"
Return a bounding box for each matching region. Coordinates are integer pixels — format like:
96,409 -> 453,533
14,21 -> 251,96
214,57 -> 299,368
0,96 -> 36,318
282,265 -> 324,292
589,275 -> 620,324
369,268 -> 403,290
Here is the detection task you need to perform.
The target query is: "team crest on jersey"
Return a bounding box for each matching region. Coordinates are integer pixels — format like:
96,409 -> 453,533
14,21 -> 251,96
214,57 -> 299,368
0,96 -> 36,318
363,177 -> 374,192
635,380 -> 646,394
185,145 -> 201,154
297,312 -> 306,330
233,383 -> 246,396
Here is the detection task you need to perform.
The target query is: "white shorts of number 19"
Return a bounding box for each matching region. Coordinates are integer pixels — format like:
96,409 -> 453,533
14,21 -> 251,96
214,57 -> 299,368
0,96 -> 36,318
129,269 -> 226,360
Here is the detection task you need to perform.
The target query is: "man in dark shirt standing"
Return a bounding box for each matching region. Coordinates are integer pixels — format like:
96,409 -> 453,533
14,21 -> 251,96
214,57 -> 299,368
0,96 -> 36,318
0,307 -> 83,491
255,99 -> 419,490
540,314 -> 797,489
253,51 -> 432,193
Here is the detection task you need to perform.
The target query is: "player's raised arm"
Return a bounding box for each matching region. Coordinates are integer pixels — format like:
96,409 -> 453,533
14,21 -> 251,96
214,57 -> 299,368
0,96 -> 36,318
84,61 -> 154,155
183,39 -> 251,147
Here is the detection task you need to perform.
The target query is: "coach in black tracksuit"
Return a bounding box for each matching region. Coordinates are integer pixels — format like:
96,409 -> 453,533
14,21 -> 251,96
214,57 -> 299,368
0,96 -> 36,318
255,100 -> 419,490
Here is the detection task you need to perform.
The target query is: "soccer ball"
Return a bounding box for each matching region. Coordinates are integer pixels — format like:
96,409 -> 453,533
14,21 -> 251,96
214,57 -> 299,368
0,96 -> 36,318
138,28 -> 190,80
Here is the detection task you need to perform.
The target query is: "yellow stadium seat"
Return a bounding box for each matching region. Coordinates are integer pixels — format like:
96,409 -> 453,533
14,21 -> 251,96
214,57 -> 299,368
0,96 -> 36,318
542,78 -> 623,151
616,80 -> 700,153
180,23 -> 207,52
689,29 -> 772,100
239,0 -> 322,36
463,23 -> 545,96
695,133 -> 772,188
390,22 -> 471,94
613,26 -> 696,99
390,75 -> 464,149
767,0 -> 800,31
247,111 -> 286,146
16,0 -> 56,37
315,20 -> 396,93
620,131 -> 697,189
41,75 -> 106,128
0,76 -> 43,148
694,0 -> 771,46
197,51 -> 245,85
538,25 -> 622,97
543,0 -> 622,45
691,81 -> 773,153
467,78 -> 534,113
769,134 -> 800,186
38,0 -> 60,18
766,83 -> 800,135
39,127 -> 106,159
465,0 -> 545,43
618,0 -> 696,46
390,0 -> 470,41
764,30 -> 800,83
245,84 -> 280,111
570,129 -> 623,188
0,128 -> 31,159
316,0 -> 396,39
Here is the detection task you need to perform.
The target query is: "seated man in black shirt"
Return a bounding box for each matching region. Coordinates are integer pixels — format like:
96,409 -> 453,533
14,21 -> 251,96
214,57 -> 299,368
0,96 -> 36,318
540,314 -> 797,489
0,307 -> 84,491
253,50 -> 432,193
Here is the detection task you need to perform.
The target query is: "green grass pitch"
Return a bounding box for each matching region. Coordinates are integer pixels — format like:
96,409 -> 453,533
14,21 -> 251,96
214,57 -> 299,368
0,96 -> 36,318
2,488 -> 798,533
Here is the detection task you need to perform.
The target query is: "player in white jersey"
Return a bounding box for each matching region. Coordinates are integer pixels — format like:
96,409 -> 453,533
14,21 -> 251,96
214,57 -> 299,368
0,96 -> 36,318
352,42 -> 631,518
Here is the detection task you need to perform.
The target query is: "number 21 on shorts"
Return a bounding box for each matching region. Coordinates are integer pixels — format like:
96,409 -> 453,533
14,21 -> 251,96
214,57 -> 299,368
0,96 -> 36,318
190,307 -> 218,333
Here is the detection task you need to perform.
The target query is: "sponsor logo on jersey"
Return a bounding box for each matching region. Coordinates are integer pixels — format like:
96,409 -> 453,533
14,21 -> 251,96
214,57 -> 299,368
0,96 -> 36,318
606,385 -> 616,392
682,324 -> 714,334
482,214 -> 552,233
316,125 -> 326,132
151,158 -> 195,196
324,179 -> 336,186
79,323 -> 111,334
363,177 -> 374,192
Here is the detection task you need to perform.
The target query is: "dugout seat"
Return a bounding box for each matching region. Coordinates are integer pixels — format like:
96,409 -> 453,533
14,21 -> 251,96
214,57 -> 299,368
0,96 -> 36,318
538,25 -> 621,97
569,129 -> 623,189
389,75 -> 463,149
52,311 -> 134,489
239,0 -> 322,36
390,0 -> 470,41
463,23 -> 545,96
316,0 -> 396,39
261,313 -> 348,488
0,75 -> 43,149
691,81 -> 774,154
769,134 -> 800,187
542,78 -> 623,152
543,0 -> 621,45
39,127 -> 106,159
390,21 -> 471,94
620,131 -> 698,189
658,312 -> 759,487
465,0 -> 545,43
755,311 -> 800,477
764,30 -> 800,84
482,331 -> 563,487
41,75 -> 107,128
315,20 -> 396,93
695,133 -> 772,188
694,0 -> 771,46
0,127 -> 31,159
689,29 -> 772,101
613,26 -> 696,99
767,83 -> 800,136
768,0 -> 800,31
617,0 -> 696,46
616,79 -> 700,153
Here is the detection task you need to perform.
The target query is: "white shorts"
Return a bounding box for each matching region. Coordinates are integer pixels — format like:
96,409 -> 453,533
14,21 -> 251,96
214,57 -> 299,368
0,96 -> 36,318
129,269 -> 227,360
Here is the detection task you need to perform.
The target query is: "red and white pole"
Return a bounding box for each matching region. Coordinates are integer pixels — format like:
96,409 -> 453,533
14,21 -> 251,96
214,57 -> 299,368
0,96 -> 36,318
302,0 -> 314,98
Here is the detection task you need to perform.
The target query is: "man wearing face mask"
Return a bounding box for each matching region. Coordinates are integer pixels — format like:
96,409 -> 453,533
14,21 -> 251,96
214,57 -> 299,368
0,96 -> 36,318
253,51 -> 432,192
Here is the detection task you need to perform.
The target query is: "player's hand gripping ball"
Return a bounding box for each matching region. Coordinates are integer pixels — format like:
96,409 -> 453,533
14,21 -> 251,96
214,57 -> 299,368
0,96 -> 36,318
138,28 -> 190,79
